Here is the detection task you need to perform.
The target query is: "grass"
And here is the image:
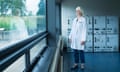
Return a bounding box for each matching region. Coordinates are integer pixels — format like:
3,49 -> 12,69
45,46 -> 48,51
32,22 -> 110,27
0,17 -> 11,31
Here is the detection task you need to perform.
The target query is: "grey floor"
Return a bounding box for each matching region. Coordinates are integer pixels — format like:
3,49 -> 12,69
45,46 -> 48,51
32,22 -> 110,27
63,52 -> 120,72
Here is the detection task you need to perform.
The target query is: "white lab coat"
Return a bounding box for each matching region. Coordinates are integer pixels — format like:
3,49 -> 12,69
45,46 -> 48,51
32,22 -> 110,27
69,17 -> 86,50
10,17 -> 28,41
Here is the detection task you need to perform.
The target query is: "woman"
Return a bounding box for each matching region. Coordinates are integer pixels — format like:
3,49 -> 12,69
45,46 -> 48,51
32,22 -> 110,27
69,6 -> 86,70
10,9 -> 28,41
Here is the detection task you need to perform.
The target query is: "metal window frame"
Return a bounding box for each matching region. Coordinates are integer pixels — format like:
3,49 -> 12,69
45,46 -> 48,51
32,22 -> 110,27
0,31 -> 48,71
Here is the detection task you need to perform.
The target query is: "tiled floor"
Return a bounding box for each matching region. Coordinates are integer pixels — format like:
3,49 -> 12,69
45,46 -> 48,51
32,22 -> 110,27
63,52 -> 120,72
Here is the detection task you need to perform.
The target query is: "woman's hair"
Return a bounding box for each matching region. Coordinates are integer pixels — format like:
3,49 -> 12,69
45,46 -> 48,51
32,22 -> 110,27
76,6 -> 84,16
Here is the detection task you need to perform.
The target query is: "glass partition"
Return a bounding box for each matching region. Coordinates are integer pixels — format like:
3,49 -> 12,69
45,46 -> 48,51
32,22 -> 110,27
3,55 -> 25,72
30,38 -> 47,62
0,0 -> 46,48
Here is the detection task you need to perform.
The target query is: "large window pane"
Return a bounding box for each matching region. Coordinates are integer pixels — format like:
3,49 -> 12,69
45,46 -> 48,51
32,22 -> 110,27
0,0 -> 46,48
3,55 -> 25,72
0,0 -> 46,71
30,38 -> 46,62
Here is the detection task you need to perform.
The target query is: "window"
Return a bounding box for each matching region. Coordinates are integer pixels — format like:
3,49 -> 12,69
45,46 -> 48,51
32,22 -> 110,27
0,0 -> 47,72
0,0 -> 46,48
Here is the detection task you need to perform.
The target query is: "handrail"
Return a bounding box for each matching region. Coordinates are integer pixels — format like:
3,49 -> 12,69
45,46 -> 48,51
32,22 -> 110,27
49,36 -> 64,72
0,31 -> 48,71
0,31 -> 46,60
25,46 -> 48,72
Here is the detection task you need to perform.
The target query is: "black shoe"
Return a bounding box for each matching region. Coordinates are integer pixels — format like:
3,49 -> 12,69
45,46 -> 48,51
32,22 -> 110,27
71,64 -> 78,70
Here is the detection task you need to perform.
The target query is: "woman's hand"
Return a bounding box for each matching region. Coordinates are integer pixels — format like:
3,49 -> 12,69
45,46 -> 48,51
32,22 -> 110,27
81,41 -> 85,45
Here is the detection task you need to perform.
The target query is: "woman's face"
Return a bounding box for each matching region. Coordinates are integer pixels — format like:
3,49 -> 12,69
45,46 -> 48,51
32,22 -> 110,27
76,10 -> 81,16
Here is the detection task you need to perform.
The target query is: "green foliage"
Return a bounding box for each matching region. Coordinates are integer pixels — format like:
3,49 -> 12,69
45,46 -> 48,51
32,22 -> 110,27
0,0 -> 26,16
0,16 -> 46,31
0,17 -> 11,31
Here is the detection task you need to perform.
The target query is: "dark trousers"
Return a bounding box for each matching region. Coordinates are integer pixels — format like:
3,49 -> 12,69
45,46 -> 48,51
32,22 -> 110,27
73,49 -> 85,64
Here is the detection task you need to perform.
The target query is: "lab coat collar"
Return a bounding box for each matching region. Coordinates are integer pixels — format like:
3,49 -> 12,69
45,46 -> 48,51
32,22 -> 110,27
76,17 -> 84,23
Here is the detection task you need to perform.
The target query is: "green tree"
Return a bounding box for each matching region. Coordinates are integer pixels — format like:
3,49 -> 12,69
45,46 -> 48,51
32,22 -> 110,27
0,0 -> 26,16
37,0 -> 45,15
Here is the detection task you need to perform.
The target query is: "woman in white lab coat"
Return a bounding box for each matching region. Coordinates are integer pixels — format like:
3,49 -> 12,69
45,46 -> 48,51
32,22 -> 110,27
10,9 -> 28,41
69,6 -> 86,70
